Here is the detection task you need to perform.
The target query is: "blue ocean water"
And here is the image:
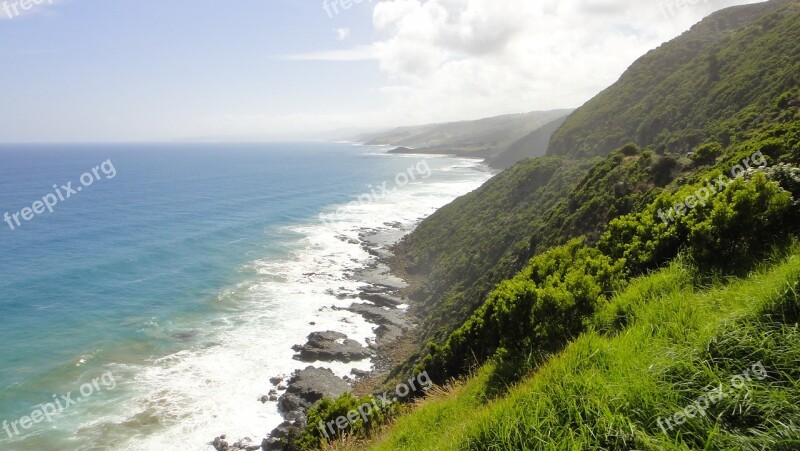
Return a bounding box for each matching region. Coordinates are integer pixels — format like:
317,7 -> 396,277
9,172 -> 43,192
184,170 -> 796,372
0,143 -> 490,449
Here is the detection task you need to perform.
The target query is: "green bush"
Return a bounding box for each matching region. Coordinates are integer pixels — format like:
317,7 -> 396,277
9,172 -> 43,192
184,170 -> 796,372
691,142 -> 723,165
599,172 -> 797,274
297,392 -> 397,449
422,239 -> 625,382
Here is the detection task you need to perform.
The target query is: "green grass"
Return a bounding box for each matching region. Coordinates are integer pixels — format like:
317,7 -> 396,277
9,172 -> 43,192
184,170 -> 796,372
354,248 -> 800,450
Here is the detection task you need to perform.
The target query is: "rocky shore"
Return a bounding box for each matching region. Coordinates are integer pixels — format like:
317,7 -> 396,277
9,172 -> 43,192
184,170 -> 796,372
211,222 -> 416,451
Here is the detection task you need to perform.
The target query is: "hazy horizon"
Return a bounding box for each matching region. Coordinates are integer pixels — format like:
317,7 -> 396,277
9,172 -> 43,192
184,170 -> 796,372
0,0 -> 764,143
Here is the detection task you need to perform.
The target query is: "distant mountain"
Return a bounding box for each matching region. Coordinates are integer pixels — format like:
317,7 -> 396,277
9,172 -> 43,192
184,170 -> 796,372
355,109 -> 573,159
484,115 -> 570,169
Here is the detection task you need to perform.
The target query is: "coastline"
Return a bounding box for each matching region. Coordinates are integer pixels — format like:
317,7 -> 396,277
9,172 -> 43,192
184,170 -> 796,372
210,151 -> 493,451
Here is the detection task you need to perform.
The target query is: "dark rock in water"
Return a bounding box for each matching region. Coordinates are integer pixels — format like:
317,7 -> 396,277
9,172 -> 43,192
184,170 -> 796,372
269,394 -> 278,402
277,393 -> 304,413
267,421 -> 304,450
309,321 -> 316,325
358,292 -> 404,308
259,395 -> 269,404
212,435 -> 261,451
212,435 -> 229,451
262,437 -> 282,451
278,366 -> 351,412
232,437 -> 261,451
348,303 -> 410,341
292,331 -> 373,363
269,389 -> 277,396
277,384 -> 287,391
269,376 -> 284,385
284,410 -> 307,423
351,368 -> 370,378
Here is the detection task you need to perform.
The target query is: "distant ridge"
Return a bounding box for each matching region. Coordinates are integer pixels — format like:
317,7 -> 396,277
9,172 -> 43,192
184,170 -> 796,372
355,109 -> 573,160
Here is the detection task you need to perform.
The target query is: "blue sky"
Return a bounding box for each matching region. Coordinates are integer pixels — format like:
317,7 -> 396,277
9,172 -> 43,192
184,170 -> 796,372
0,0 -> 762,142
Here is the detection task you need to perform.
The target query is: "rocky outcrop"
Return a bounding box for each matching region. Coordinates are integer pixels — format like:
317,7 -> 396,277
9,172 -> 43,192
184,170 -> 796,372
292,331 -> 373,363
265,366 -> 351,449
346,303 -> 410,342
210,435 -> 261,451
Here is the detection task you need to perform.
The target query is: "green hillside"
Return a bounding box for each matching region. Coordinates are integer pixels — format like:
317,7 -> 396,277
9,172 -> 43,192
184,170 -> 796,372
485,115 -> 570,169
286,1 -> 800,449
549,0 -> 799,158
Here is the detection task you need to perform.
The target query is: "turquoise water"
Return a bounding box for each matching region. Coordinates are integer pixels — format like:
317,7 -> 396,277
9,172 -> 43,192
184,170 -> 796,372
0,143 -> 490,449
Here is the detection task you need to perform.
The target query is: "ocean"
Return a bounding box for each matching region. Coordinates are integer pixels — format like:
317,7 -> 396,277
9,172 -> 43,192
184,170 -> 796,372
0,143 -> 491,450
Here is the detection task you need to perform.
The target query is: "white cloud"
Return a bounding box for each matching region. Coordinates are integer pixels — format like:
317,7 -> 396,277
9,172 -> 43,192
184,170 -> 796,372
361,0 -> 763,124
277,0 -> 763,131
334,27 -> 351,40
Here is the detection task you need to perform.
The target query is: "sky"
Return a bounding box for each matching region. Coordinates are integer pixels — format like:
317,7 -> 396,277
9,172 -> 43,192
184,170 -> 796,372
0,0 -> 765,142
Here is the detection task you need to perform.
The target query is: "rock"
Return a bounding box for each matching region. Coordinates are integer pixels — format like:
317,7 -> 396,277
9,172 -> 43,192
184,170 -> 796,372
347,303 -> 410,341
262,437 -> 282,451
292,331 -> 373,363
269,395 -> 278,402
232,437 -> 260,451
277,384 -> 287,391
269,376 -> 284,385
277,393 -> 303,413
269,389 -> 277,396
358,292 -> 404,308
213,435 -> 264,451
277,366 -> 351,412
309,321 -> 316,325
259,395 -> 269,404
269,421 -> 302,443
212,435 -> 229,451
351,368 -> 369,378
284,410 -> 306,424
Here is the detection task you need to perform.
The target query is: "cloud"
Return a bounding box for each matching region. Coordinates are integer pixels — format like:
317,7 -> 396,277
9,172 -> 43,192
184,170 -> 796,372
334,27 -> 351,40
276,0 -> 763,130
358,0 -> 763,124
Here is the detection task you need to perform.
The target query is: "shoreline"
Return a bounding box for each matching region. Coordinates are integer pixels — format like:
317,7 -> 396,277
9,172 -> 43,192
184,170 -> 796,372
211,156 -> 493,451
258,221 -> 420,451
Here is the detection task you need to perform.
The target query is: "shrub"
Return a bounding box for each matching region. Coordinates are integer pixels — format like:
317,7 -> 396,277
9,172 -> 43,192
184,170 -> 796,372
691,142 -> 723,165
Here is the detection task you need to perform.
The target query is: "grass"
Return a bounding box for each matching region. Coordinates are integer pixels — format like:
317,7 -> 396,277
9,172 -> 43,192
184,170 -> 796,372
337,248 -> 800,450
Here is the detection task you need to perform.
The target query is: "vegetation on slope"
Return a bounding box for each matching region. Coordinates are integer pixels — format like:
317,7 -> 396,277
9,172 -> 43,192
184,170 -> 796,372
549,0 -> 799,158
390,0 -> 800,376
289,2 -> 800,449
484,115 -> 570,169
364,250 -> 800,450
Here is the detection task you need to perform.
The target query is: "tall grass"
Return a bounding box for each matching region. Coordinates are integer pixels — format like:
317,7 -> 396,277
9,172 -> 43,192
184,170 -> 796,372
356,250 -> 800,450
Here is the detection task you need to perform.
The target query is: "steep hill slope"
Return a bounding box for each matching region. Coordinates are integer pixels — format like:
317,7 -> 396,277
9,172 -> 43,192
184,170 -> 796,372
549,0 -> 799,158
390,0 -> 800,355
284,2 -> 800,449
484,115 -> 570,169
